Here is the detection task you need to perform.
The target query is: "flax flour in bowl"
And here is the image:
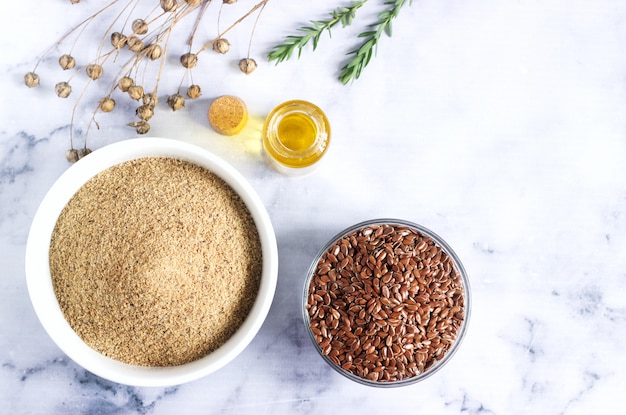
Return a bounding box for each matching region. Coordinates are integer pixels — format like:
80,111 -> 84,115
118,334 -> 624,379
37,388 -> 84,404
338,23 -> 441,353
26,138 -> 278,387
303,219 -> 471,387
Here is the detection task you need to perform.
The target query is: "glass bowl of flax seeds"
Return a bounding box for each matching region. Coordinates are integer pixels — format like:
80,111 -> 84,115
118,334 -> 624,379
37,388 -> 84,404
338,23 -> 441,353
303,219 -> 471,387
25,138 -> 278,387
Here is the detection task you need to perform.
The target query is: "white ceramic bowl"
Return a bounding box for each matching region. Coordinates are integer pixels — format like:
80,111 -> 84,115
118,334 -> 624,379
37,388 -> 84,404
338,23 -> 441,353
25,138 -> 278,387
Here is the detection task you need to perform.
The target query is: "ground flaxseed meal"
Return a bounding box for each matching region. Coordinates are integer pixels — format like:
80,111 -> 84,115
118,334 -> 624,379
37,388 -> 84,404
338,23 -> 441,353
49,157 -> 262,367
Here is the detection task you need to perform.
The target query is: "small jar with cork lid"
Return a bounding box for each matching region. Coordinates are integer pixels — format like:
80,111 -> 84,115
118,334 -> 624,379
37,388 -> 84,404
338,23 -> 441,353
262,100 -> 331,176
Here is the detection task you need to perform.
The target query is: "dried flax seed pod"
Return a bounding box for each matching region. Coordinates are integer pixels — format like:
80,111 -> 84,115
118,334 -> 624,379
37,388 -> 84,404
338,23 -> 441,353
111,32 -> 127,49
186,0 -> 202,5
78,148 -> 92,159
132,19 -> 149,35
66,149 -> 79,163
24,72 -> 40,88
146,44 -> 162,60
86,64 -> 103,80
127,35 -> 144,52
212,38 -> 230,54
143,93 -> 159,108
118,76 -> 134,92
99,97 -> 116,112
223,0 -> 237,4
128,85 -> 144,100
161,0 -> 177,12
129,121 -> 150,134
70,0 -> 81,4
238,58 -> 257,75
59,54 -> 76,70
55,82 -> 72,98
136,104 -> 154,121
180,53 -> 198,69
167,93 -> 185,111
187,84 -> 201,99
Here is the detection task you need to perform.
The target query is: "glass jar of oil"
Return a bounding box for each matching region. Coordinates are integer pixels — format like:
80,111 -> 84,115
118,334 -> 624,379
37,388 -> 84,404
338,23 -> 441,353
262,100 -> 331,175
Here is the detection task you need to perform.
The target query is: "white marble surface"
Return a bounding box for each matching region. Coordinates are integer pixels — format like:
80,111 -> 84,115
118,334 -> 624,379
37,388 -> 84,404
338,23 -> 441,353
2,0 -> 626,413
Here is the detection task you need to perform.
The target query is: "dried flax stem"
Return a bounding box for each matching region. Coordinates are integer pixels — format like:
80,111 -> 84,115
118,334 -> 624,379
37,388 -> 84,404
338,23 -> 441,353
33,0 -> 121,71
69,79 -> 94,151
187,0 -> 212,47
196,0 -> 270,54
244,0 -> 268,59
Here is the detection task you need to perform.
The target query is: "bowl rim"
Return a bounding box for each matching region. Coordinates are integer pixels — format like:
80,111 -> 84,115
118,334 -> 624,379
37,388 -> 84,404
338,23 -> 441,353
25,137 -> 278,387
302,218 -> 471,387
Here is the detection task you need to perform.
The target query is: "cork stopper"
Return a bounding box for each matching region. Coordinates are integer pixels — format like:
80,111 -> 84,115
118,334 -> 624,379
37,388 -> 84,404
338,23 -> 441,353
208,95 -> 248,136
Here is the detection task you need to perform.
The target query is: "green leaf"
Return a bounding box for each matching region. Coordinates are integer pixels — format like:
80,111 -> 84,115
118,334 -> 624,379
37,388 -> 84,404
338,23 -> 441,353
384,21 -> 393,37
345,57 -> 360,68
358,30 -> 377,38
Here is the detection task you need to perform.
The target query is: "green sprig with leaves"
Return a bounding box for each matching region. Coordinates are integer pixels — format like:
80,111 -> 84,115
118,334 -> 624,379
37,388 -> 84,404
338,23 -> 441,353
267,0 -> 367,63
339,0 -> 411,84
267,0 -> 413,84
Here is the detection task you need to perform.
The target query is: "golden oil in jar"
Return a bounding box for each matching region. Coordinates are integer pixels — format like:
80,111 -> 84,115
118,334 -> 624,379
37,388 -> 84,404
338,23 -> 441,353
262,100 -> 331,175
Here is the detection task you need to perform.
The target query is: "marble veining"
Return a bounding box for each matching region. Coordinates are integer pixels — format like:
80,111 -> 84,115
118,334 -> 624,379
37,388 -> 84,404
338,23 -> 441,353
2,0 -> 626,414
